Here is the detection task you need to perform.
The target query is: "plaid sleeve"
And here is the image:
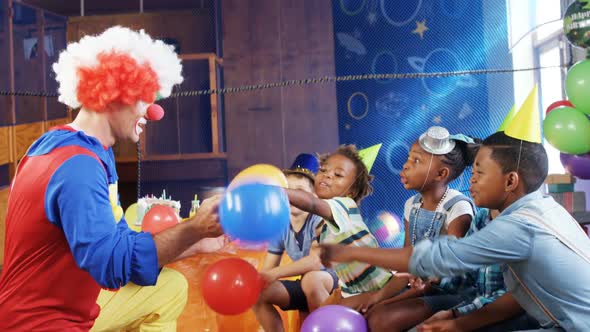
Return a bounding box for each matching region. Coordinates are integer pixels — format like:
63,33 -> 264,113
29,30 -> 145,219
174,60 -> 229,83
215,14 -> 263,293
438,271 -> 476,294
454,263 -> 506,315
454,289 -> 507,315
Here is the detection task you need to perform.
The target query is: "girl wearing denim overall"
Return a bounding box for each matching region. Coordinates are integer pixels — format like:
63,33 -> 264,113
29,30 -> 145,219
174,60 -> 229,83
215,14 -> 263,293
365,126 -> 480,332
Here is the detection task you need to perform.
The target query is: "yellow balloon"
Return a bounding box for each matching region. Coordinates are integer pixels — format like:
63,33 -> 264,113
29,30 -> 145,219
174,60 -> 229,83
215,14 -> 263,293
229,164 -> 288,189
124,203 -> 141,232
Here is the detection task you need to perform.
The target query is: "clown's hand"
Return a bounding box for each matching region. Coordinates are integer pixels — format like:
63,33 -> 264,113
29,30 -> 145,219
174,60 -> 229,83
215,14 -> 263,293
187,195 -> 224,239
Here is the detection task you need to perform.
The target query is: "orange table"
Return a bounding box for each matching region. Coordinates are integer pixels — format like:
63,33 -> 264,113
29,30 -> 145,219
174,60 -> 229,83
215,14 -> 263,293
169,250 -> 301,332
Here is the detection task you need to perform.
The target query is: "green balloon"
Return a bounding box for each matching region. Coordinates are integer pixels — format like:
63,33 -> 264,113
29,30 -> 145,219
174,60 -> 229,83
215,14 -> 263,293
564,1 -> 590,49
543,106 -> 590,154
566,60 -> 590,115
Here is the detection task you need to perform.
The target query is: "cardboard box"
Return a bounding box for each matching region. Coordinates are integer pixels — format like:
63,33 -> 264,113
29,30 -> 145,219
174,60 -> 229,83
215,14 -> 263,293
545,174 -> 576,184
549,192 -> 586,213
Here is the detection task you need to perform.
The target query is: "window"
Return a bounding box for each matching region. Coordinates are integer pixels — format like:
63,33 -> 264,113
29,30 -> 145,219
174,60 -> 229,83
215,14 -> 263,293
508,0 -> 568,174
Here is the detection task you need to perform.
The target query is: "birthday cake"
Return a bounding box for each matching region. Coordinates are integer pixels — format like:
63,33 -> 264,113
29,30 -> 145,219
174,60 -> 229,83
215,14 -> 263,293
135,190 -> 181,226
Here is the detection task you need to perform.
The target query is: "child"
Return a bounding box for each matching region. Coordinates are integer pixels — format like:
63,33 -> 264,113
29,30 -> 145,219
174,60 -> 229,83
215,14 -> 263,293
320,131 -> 590,331
418,208 -> 538,332
285,145 -> 394,301
362,126 -> 480,331
253,154 -> 338,332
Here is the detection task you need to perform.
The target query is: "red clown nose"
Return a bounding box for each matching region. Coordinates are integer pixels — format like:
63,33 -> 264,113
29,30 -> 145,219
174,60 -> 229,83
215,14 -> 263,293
146,104 -> 165,121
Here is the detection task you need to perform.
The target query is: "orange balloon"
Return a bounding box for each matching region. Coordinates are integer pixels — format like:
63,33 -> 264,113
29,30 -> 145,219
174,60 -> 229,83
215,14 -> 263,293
142,205 -> 179,234
229,164 -> 288,189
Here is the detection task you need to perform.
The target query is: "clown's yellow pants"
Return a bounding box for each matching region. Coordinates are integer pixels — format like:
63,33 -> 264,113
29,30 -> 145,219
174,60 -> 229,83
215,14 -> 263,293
91,268 -> 188,332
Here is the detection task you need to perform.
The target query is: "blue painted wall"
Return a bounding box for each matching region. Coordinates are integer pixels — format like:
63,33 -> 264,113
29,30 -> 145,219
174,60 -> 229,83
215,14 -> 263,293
332,0 -> 514,246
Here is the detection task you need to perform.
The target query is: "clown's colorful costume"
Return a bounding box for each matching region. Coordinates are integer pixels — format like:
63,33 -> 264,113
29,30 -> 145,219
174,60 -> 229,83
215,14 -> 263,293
0,27 -> 184,331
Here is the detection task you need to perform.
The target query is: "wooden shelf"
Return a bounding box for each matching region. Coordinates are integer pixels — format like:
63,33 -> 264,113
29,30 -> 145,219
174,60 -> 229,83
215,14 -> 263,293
116,152 -> 227,163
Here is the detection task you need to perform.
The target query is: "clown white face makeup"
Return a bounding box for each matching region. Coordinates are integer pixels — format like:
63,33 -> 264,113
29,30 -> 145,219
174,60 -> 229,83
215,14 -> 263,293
107,101 -> 150,143
135,101 -> 149,138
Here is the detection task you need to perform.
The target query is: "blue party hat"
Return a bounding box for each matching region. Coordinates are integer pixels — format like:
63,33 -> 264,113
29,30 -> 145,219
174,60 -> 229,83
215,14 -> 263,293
284,153 -> 320,181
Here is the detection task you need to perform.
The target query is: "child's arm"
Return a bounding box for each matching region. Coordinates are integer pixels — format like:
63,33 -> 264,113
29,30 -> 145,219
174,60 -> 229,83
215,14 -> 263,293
418,293 -> 523,332
366,274 -> 419,307
451,293 -> 523,331
260,253 -> 282,271
284,188 -> 333,221
446,214 -> 472,238
403,218 -> 411,247
320,244 -> 413,272
262,242 -> 323,281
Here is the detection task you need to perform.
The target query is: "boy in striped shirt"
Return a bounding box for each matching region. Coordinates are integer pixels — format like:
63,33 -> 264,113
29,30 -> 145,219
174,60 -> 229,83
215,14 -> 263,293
285,145 -> 393,304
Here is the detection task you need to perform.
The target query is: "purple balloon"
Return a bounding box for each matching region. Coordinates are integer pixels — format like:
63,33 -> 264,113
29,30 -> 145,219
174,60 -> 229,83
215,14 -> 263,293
301,305 -> 368,332
560,153 -> 590,179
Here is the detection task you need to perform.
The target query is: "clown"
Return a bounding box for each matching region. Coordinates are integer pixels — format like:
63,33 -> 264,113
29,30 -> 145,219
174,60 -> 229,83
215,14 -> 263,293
0,26 -> 224,331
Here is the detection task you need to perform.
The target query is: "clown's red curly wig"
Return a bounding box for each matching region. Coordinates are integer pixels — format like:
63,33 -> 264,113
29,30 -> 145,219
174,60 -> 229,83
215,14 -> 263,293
76,51 -> 160,112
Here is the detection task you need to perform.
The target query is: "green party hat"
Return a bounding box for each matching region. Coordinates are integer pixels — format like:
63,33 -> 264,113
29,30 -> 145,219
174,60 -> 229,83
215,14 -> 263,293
359,143 -> 382,173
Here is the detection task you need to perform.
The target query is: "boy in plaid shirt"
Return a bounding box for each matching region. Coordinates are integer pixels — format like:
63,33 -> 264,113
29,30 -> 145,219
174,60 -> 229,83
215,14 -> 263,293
418,208 -> 539,331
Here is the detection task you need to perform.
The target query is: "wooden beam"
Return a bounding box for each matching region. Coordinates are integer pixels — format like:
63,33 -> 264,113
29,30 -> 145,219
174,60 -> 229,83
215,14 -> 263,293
179,52 -> 217,61
116,152 -> 227,163
38,8 -> 48,131
116,158 -> 227,182
0,127 -> 10,165
8,0 -> 17,179
208,56 -> 220,153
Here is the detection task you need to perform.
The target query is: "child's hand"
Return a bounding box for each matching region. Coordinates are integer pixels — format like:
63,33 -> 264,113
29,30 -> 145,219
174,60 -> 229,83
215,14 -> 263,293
355,291 -> 381,314
319,244 -> 349,268
409,275 -> 425,290
188,195 -> 223,238
422,310 -> 453,324
409,276 -> 440,293
418,319 -> 463,332
259,270 -> 278,289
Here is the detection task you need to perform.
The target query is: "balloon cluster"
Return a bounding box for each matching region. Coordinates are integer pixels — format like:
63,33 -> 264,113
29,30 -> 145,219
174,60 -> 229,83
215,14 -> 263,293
544,4 -> 590,179
543,63 -> 590,179
202,164 -> 292,315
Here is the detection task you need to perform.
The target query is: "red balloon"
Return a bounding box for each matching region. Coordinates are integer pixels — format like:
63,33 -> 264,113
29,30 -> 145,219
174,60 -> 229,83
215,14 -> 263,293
201,258 -> 262,315
142,205 -> 179,234
546,100 -> 574,114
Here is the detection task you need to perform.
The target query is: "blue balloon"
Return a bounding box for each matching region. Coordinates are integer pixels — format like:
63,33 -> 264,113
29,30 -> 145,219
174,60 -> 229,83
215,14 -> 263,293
220,183 -> 290,242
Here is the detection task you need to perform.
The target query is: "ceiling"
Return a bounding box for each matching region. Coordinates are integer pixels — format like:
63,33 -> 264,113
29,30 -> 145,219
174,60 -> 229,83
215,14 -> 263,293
19,0 -> 214,17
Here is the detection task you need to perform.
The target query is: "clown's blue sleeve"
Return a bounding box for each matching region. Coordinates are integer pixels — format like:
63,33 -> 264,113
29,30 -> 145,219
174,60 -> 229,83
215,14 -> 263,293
45,155 -> 159,288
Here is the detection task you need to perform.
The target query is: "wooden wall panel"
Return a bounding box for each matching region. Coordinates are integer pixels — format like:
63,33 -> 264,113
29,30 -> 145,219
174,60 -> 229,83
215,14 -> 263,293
14,122 -> 44,159
12,4 -> 44,124
68,10 -> 215,54
222,0 -> 339,178
45,13 -> 69,120
0,127 -> 10,165
0,187 -> 9,265
45,117 -> 68,129
223,0 -> 283,178
280,0 -> 339,163
0,0 -> 12,127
